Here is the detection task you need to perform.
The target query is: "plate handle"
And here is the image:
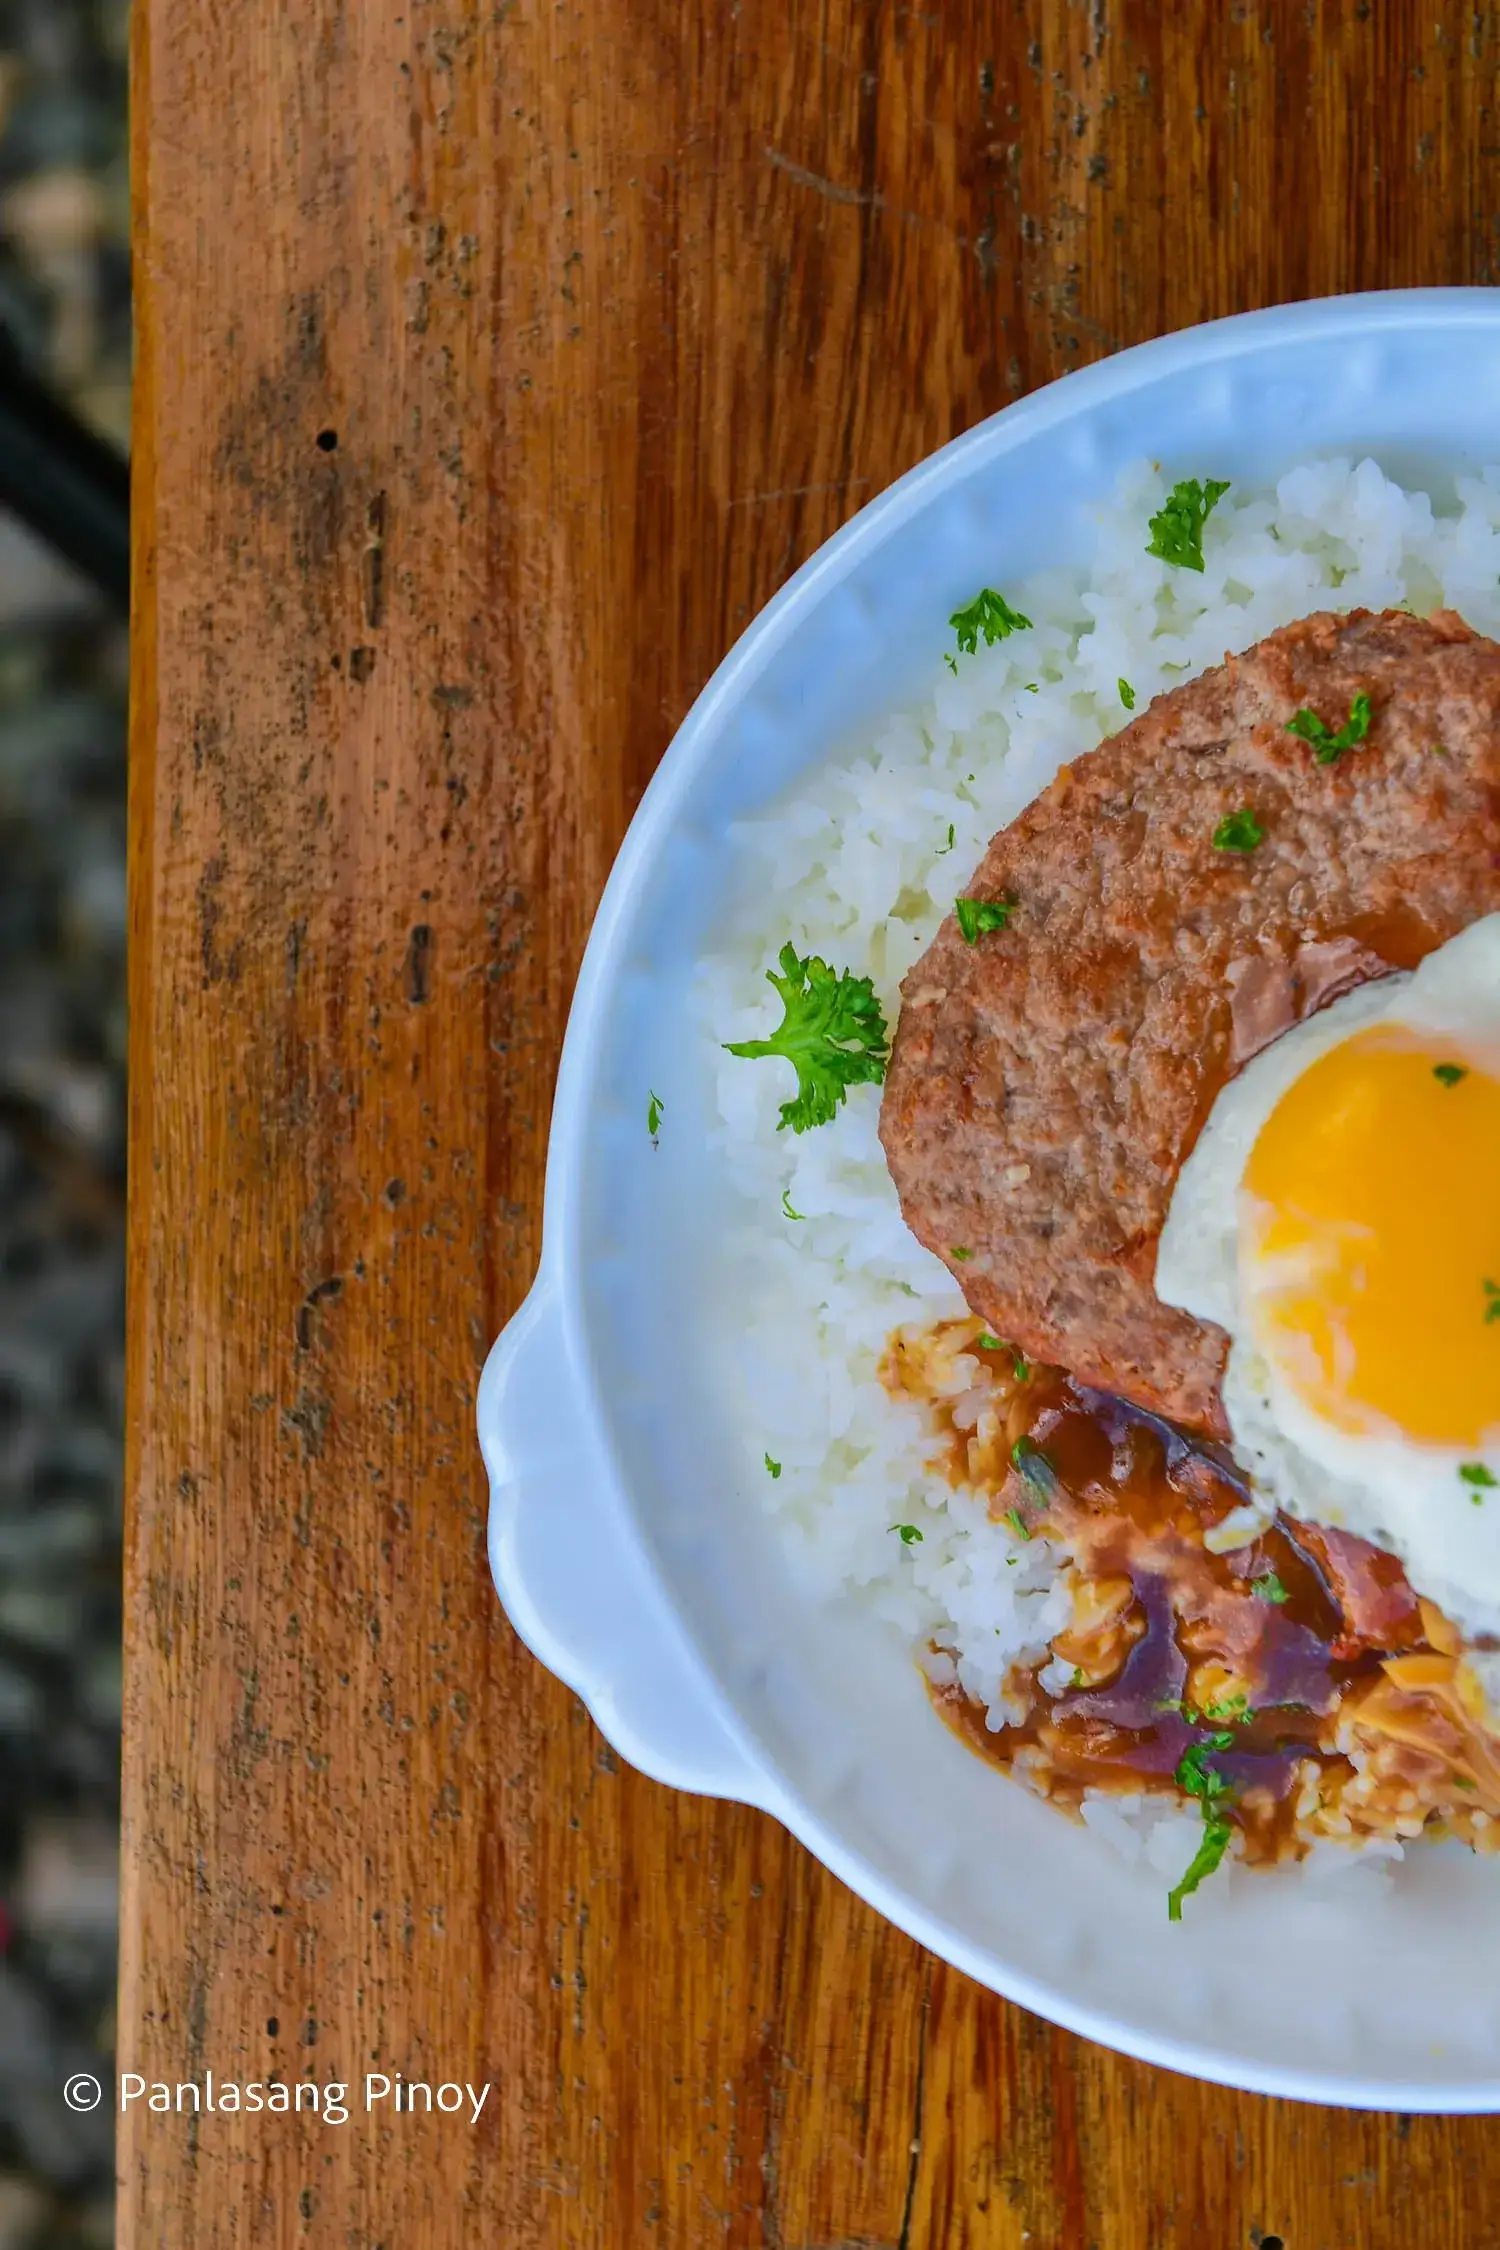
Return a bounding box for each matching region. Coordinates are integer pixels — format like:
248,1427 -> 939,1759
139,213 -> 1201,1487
478,1280 -> 783,1812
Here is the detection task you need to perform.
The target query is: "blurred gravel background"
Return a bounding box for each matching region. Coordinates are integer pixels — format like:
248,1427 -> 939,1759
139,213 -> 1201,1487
0,1 -> 129,2242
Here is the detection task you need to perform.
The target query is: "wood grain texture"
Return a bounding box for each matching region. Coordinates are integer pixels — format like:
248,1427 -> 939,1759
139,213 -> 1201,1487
125,3 -> 1500,2244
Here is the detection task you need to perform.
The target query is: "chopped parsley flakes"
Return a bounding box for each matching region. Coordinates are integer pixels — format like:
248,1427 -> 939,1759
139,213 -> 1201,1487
976,1336 -> 1031,1380
1195,1692 -> 1250,1726
1286,689 -> 1372,765
950,588 -> 1032,654
1145,477 -> 1230,572
935,822 -> 956,856
950,1246 -> 974,1261
1461,1463 -> 1497,1494
1212,807 -> 1264,853
1118,677 -> 1136,710
647,1089 -> 664,1138
955,894 -> 1018,944
1251,1571 -> 1288,1604
1003,1507 -> 1031,1541
724,943 -> 889,1133
764,1454 -> 782,1479
1435,1063 -> 1469,1087
1011,1435 -> 1060,1503
1485,1279 -> 1500,1326
891,1522 -> 923,1545
781,1187 -> 805,1222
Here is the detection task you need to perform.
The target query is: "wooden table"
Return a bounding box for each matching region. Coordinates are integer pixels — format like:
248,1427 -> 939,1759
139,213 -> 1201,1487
125,3 -> 1500,2242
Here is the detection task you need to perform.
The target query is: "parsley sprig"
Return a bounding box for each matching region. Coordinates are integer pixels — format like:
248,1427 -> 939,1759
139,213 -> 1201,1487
1213,808 -> 1264,853
725,945 -> 889,1133
950,588 -> 1032,654
1167,1731 -> 1236,1921
955,894 -> 1018,944
1286,690 -> 1372,765
1146,478 -> 1230,572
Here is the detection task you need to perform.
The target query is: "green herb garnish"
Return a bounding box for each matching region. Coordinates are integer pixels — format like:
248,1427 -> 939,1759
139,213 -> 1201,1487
1251,1572 -> 1288,1604
647,1090 -> 664,1137
781,1188 -> 805,1222
764,1454 -> 781,1479
1485,1279 -> 1500,1325
724,944 -> 889,1133
1010,1434 -> 1061,1505
1455,1775 -> 1478,1791
1461,1463 -> 1497,1493
1164,1695 -> 1250,1726
1118,677 -> 1136,711
1145,477 -> 1230,572
892,1521 -> 923,1545
1003,1507 -> 1031,1541
1286,689 -> 1372,765
1435,1063 -> 1468,1087
943,652 -> 958,674
1196,1692 -> 1250,1725
1177,1734 -> 1236,1794
976,1335 -> 1030,1381
935,822 -> 956,856
950,588 -> 1032,654
1167,1731 -> 1238,1920
1167,1815 -> 1234,1921
955,894 -> 1018,944
951,1246 -> 974,1262
1213,807 -> 1264,853
1071,1666 -> 1087,1688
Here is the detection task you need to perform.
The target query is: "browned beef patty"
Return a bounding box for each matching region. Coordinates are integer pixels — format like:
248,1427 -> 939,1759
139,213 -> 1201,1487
879,608 -> 1500,1436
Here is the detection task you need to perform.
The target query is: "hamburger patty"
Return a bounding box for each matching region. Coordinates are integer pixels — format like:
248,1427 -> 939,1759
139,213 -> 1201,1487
879,608 -> 1500,1436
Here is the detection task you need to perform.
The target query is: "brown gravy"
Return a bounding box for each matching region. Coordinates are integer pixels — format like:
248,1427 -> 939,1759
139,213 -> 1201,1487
883,1321 -> 1499,1871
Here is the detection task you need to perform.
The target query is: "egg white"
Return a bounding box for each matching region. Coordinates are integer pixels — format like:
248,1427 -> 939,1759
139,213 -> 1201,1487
1155,915 -> 1500,1640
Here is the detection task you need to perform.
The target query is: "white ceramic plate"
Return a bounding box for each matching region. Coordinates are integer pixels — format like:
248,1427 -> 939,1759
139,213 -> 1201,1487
478,290 -> 1500,2110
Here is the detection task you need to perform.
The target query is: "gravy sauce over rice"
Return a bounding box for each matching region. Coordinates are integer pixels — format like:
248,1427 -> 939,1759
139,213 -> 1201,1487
884,1320 -> 1500,1867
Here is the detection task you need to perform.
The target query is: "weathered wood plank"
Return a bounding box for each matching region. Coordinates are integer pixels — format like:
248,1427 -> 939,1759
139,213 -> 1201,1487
126,3 -> 1500,2243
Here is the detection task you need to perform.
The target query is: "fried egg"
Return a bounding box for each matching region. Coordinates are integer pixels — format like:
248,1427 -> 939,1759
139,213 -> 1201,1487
1155,915 -> 1500,1638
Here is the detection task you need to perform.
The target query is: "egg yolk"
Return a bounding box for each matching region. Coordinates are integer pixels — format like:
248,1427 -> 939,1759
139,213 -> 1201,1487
1241,1027 -> 1500,1447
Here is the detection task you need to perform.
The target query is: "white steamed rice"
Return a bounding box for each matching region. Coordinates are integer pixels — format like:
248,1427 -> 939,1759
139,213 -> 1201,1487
696,456 -> 1500,1885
